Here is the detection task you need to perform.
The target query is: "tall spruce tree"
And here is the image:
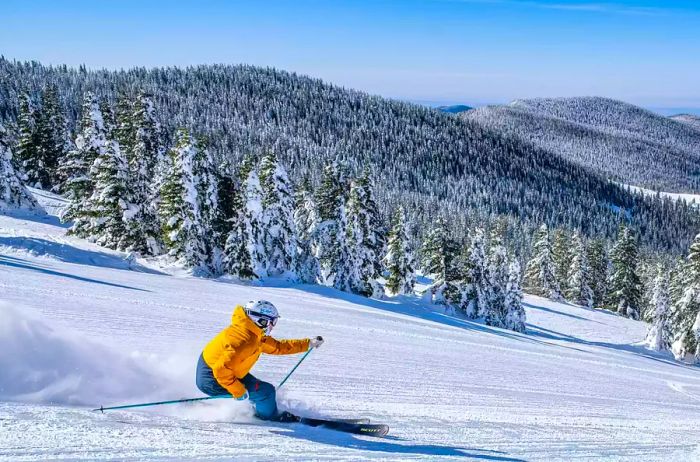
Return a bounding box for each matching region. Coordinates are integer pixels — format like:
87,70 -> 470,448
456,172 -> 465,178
484,236 -> 508,327
222,159 -> 257,279
314,162 -> 347,283
0,124 -> 38,211
421,217 -> 459,305
459,228 -> 490,319
587,238 -> 609,308
293,176 -> 321,283
259,152 -> 297,276
79,139 -> 130,248
645,263 -> 672,352
504,259 -> 526,333
670,234 -> 700,363
552,228 -> 572,295
566,233 -> 594,308
13,93 -> 43,187
608,225 -> 642,319
60,92 -> 108,235
36,85 -> 70,189
383,206 -> 416,296
158,129 -> 211,270
524,224 -> 562,300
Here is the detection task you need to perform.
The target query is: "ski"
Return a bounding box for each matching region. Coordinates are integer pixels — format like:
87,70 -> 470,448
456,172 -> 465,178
298,416 -> 389,437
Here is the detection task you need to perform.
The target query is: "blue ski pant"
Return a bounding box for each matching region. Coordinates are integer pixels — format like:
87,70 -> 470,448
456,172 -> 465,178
195,353 -> 278,420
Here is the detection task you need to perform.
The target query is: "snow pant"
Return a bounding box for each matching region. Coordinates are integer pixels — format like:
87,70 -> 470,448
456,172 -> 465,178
195,353 -> 279,420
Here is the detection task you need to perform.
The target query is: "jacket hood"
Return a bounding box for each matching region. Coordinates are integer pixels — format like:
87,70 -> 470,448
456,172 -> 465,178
232,305 -> 263,334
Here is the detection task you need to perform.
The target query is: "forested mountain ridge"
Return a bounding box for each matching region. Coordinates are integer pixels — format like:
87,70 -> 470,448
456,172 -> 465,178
671,113 -> 700,132
464,97 -> 700,194
1,59 -> 699,254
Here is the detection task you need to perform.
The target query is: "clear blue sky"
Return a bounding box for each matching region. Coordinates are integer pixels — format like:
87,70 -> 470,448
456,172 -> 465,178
2,0 -> 699,112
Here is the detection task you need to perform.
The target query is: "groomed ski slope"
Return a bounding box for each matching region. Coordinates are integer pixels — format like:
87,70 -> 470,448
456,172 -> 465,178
2,193 -> 700,461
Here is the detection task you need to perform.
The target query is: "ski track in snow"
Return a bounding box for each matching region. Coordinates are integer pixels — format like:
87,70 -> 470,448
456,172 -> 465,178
2,194 -> 700,460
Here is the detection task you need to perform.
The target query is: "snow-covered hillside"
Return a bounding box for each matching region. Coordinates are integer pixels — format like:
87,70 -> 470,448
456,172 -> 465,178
2,197 -> 700,461
671,114 -> 700,133
464,97 -> 700,193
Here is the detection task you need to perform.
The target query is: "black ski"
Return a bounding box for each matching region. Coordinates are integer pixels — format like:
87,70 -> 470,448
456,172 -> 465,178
298,416 -> 389,437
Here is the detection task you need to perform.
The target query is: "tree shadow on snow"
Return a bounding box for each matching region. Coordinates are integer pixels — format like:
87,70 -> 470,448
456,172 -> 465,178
270,426 -> 528,461
0,208 -> 69,229
0,254 -> 150,292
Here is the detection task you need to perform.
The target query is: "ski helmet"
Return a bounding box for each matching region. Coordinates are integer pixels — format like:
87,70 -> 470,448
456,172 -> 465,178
244,300 -> 280,334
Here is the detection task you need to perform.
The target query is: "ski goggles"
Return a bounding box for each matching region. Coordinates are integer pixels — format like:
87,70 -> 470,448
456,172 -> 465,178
248,311 -> 279,329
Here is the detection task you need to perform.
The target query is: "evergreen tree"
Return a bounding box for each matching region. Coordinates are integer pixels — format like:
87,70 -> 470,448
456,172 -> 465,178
566,233 -> 594,308
80,139 -> 130,248
608,226 -> 642,319
458,228 -> 490,319
645,263 -> 672,352
670,234 -> 700,363
222,161 -> 257,280
587,238 -> 609,308
383,206 -> 416,296
524,224 -> 562,300
119,93 -> 163,255
421,217 -> 459,305
342,177 -> 383,297
0,124 -> 38,211
293,176 -> 320,283
314,162 -> 347,283
484,231 -> 508,325
552,228 -> 571,294
259,152 -> 297,276
356,169 -> 384,279
158,129 -> 210,270
504,259 -> 526,333
60,92 -> 108,235
241,163 -> 266,276
13,93 -> 43,187
36,84 -> 70,189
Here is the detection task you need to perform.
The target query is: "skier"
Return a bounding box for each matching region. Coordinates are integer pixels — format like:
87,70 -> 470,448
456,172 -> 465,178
196,300 -> 324,421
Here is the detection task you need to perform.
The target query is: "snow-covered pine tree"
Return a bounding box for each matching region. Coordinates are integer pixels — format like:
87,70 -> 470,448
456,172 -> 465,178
587,238 -> 609,308
80,139 -> 130,248
484,231 -> 508,326
36,84 -> 70,190
221,159 -> 257,280
241,160 -> 266,276
60,92 -> 108,235
421,217 -> 459,305
645,263 -> 672,352
552,228 -> 571,295
13,93 -> 43,187
670,234 -> 700,363
459,228 -> 490,319
383,206 -> 416,296
259,152 -> 297,277
120,93 -> 163,255
158,129 -> 210,271
293,176 -> 320,283
608,225 -> 642,319
356,169 -> 384,280
566,233 -> 594,308
314,161 -> 347,283
504,259 -> 526,333
331,199 -> 356,293
342,177 -> 383,297
0,124 -> 38,211
524,224 -> 562,300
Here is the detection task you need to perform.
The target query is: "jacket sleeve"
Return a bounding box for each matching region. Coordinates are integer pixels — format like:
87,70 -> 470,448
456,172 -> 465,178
261,336 -> 310,355
210,344 -> 247,398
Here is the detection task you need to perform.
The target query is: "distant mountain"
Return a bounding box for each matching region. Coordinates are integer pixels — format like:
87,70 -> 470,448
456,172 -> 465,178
464,97 -> 700,193
671,113 -> 700,132
436,104 -> 472,114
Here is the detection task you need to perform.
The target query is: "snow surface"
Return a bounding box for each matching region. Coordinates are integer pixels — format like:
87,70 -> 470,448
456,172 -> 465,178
2,193 -> 700,461
621,183 -> 700,205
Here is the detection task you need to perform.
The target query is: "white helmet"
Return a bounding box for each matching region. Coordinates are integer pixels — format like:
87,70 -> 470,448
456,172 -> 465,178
244,300 -> 280,334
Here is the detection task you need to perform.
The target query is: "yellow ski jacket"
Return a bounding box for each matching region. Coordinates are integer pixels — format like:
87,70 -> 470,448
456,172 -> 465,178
202,305 -> 310,397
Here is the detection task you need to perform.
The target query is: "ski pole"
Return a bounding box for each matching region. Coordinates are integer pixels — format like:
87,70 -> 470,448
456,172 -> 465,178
277,348 -> 313,389
92,394 -> 230,413
94,348 -> 315,412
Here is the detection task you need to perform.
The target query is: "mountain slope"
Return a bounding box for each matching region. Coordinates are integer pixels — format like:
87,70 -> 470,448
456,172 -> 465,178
436,104 -> 472,114
2,60 -> 699,253
465,97 -> 700,193
671,114 -> 700,132
1,195 -> 700,461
